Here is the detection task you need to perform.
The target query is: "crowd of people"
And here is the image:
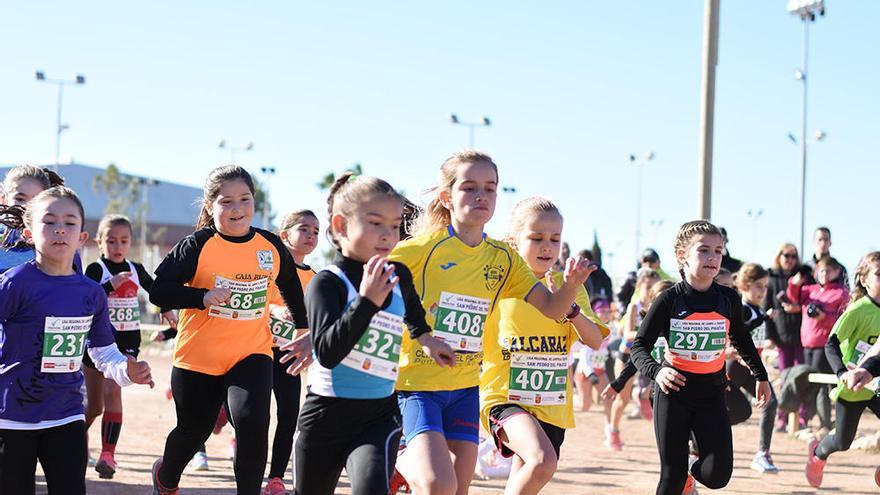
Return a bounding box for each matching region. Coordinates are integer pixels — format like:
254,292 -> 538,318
0,156 -> 879,495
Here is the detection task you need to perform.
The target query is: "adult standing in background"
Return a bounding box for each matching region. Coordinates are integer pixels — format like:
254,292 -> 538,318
580,249 -> 613,303
806,227 -> 848,288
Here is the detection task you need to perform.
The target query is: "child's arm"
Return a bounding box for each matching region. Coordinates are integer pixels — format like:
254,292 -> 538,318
727,291 -> 769,382
150,233 -> 211,310
396,262 -> 455,367
630,291 -> 671,381
609,361 -> 637,393
272,240 -> 309,331
622,303 -> 639,342
525,257 -> 596,320
88,288 -> 152,387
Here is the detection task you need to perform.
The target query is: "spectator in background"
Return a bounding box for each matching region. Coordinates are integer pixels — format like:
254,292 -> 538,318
554,242 -> 571,271
580,249 -> 613,303
719,227 -> 744,273
616,248 -> 675,313
806,227 -> 848,288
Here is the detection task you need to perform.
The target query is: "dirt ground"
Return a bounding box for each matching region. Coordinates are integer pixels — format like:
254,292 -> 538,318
36,349 -> 880,494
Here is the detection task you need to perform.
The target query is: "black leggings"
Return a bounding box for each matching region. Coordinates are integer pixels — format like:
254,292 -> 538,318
653,372 -> 732,495
159,354 -> 273,494
269,347 -> 302,479
0,420 -> 87,495
815,396 -> 880,460
725,359 -> 778,452
294,393 -> 401,495
804,346 -> 834,429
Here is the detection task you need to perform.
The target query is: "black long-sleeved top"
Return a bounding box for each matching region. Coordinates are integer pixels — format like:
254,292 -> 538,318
85,256 -> 169,313
306,254 -> 431,369
763,268 -> 804,347
861,355 -> 880,377
825,335 -> 848,378
631,281 -> 768,383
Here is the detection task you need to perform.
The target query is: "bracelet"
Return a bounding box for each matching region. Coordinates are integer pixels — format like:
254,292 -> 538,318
564,303 -> 580,321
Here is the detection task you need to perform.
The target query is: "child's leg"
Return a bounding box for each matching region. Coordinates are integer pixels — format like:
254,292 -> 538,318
448,440 -> 478,495
611,359 -> 633,430
345,415 -> 402,495
492,409 -> 559,495
224,354 -> 273,494
38,421 -> 87,495
100,380 -> 123,455
268,347 -> 301,480
652,389 -> 694,495
572,368 -> 591,412
397,391 -> 458,495
689,391 -> 734,490
0,428 -> 39,495
83,365 -> 105,428
814,397 -> 875,460
443,387 -> 480,495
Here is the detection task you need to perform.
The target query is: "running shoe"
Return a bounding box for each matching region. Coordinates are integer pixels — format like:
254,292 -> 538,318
88,455 -> 98,467
261,477 -> 290,495
190,450 -> 209,471
389,468 -> 411,493
874,464 -> 880,488
750,450 -> 779,474
214,408 -> 228,435
95,451 -> 117,479
639,396 -> 653,421
681,473 -> 698,495
606,429 -> 623,451
805,439 -> 826,488
151,458 -> 180,495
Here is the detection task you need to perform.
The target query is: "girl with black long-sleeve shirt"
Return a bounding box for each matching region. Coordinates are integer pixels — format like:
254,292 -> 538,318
631,221 -> 770,495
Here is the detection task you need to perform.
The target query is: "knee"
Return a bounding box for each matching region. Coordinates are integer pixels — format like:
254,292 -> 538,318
700,470 -> 732,490
410,472 -> 457,495
84,406 -> 102,426
522,450 -> 558,484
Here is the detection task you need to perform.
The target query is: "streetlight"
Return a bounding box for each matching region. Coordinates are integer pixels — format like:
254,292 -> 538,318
629,151 -> 655,261
137,177 -> 159,264
788,0 -> 825,256
35,71 -> 86,168
502,185 -> 517,212
747,208 -> 764,260
450,114 -> 491,148
259,166 -> 277,229
218,139 -> 254,164
787,128 -> 826,254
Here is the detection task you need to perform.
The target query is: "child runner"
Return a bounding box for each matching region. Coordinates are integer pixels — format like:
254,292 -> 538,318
805,251 -> 880,488
480,197 -> 609,495
787,255 -> 849,433
631,220 -> 770,495
83,214 -> 178,479
389,151 -> 594,495
0,186 -> 153,494
261,209 -> 319,495
574,299 -> 614,412
293,174 -> 455,495
727,263 -> 779,474
149,165 -> 308,495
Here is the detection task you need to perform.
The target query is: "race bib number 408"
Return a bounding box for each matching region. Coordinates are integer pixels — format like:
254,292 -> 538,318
433,292 -> 490,352
209,276 -> 268,320
668,318 -> 727,363
341,311 -> 404,381
508,353 -> 568,406
41,316 -> 92,373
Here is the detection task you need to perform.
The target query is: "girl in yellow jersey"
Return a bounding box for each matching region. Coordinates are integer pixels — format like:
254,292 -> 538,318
481,197 -> 609,495
389,151 -> 594,495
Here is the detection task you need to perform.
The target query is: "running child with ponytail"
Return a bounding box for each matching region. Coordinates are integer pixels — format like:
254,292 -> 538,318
631,220 -> 770,495
0,187 -> 153,494
389,151 -> 595,495
293,174 -> 454,495
480,197 -> 609,495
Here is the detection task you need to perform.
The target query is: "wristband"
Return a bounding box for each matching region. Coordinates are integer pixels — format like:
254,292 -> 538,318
564,303 -> 580,321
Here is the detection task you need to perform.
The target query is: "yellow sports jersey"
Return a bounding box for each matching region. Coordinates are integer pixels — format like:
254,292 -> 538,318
389,226 -> 541,391
481,271 -> 610,430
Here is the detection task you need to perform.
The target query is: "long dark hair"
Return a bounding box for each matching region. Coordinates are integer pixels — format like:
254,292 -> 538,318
196,165 -> 255,230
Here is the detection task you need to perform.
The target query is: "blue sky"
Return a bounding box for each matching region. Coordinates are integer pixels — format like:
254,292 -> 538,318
1,1 -> 876,277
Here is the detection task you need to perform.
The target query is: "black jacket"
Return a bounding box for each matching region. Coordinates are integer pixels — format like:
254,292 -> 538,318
763,268 -> 803,346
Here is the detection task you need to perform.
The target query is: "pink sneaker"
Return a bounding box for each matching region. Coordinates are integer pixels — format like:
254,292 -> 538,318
261,477 -> 290,495
606,429 -> 623,451
681,473 -> 698,494
639,396 -> 653,421
805,439 -> 826,488
95,451 -> 117,479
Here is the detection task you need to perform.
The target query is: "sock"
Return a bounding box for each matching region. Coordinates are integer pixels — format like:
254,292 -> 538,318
101,412 -> 123,455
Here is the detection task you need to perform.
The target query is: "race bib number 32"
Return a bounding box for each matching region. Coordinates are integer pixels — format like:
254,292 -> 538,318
41,316 -> 92,373
209,276 -> 268,320
508,353 -> 568,406
668,318 -> 727,363
341,311 -> 404,381
433,292 -> 490,352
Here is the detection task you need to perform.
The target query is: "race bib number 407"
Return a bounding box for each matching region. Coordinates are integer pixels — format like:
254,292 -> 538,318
209,276 -> 268,320
668,318 -> 727,363
508,353 -> 568,406
433,292 -> 490,352
41,316 -> 92,373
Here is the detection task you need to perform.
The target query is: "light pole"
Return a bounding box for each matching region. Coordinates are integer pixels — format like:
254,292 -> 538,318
35,71 -> 86,167
629,151 -> 655,261
260,166 -> 277,229
787,128 -> 826,255
218,139 -> 254,164
788,0 -> 825,256
747,208 -> 764,260
137,177 -> 159,263
502,186 -> 517,212
450,114 -> 491,148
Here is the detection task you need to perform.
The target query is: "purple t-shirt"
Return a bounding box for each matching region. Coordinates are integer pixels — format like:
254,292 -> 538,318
0,260 -> 115,423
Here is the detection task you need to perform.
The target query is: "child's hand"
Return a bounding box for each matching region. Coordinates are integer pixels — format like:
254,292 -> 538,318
563,256 -> 597,288
754,380 -> 771,408
417,334 -> 456,368
279,332 -> 314,376
600,384 -> 618,401
766,308 -> 775,319
791,273 -> 804,286
204,287 -> 232,307
126,355 -> 154,388
151,330 -> 166,342
161,310 -> 178,329
359,256 -> 398,307
844,368 -> 875,391
656,367 -> 686,394
110,272 -> 133,290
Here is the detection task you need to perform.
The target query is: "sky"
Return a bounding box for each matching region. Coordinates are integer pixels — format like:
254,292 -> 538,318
1,1 -> 876,279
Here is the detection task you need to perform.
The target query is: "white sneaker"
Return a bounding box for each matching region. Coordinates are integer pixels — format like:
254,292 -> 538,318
190,451 -> 209,471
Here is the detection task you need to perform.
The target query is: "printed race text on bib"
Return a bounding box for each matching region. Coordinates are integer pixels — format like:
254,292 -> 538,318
341,311 -> 405,381
209,276 -> 268,320
751,323 -> 766,349
847,340 -> 873,370
589,348 -> 609,370
268,305 -> 296,346
41,316 -> 92,373
433,292 -> 490,352
508,353 -> 568,406
668,318 -> 727,363
108,297 -> 141,331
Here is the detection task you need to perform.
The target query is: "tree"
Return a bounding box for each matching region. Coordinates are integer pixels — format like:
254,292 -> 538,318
316,163 -> 363,190
93,163 -> 141,216
591,230 -> 603,267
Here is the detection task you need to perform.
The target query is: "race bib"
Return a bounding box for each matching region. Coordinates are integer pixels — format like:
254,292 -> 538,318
847,340 -> 873,370
508,353 -> 568,406
589,348 -> 609,369
651,337 -> 668,362
433,292 -> 490,352
751,323 -> 766,349
209,276 -> 268,320
341,311 -> 404,381
108,297 -> 141,331
268,306 -> 296,346
668,318 -> 727,363
41,316 -> 91,373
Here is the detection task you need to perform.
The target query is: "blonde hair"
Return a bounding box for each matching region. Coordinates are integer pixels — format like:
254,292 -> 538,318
96,214 -> 133,242
734,262 -> 769,291
409,150 -> 498,238
771,242 -> 800,271
2,165 -> 64,194
503,196 -> 561,249
278,209 -> 318,232
852,252 -> 880,304
674,220 -> 724,278
641,280 -> 674,318
326,172 -> 405,249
